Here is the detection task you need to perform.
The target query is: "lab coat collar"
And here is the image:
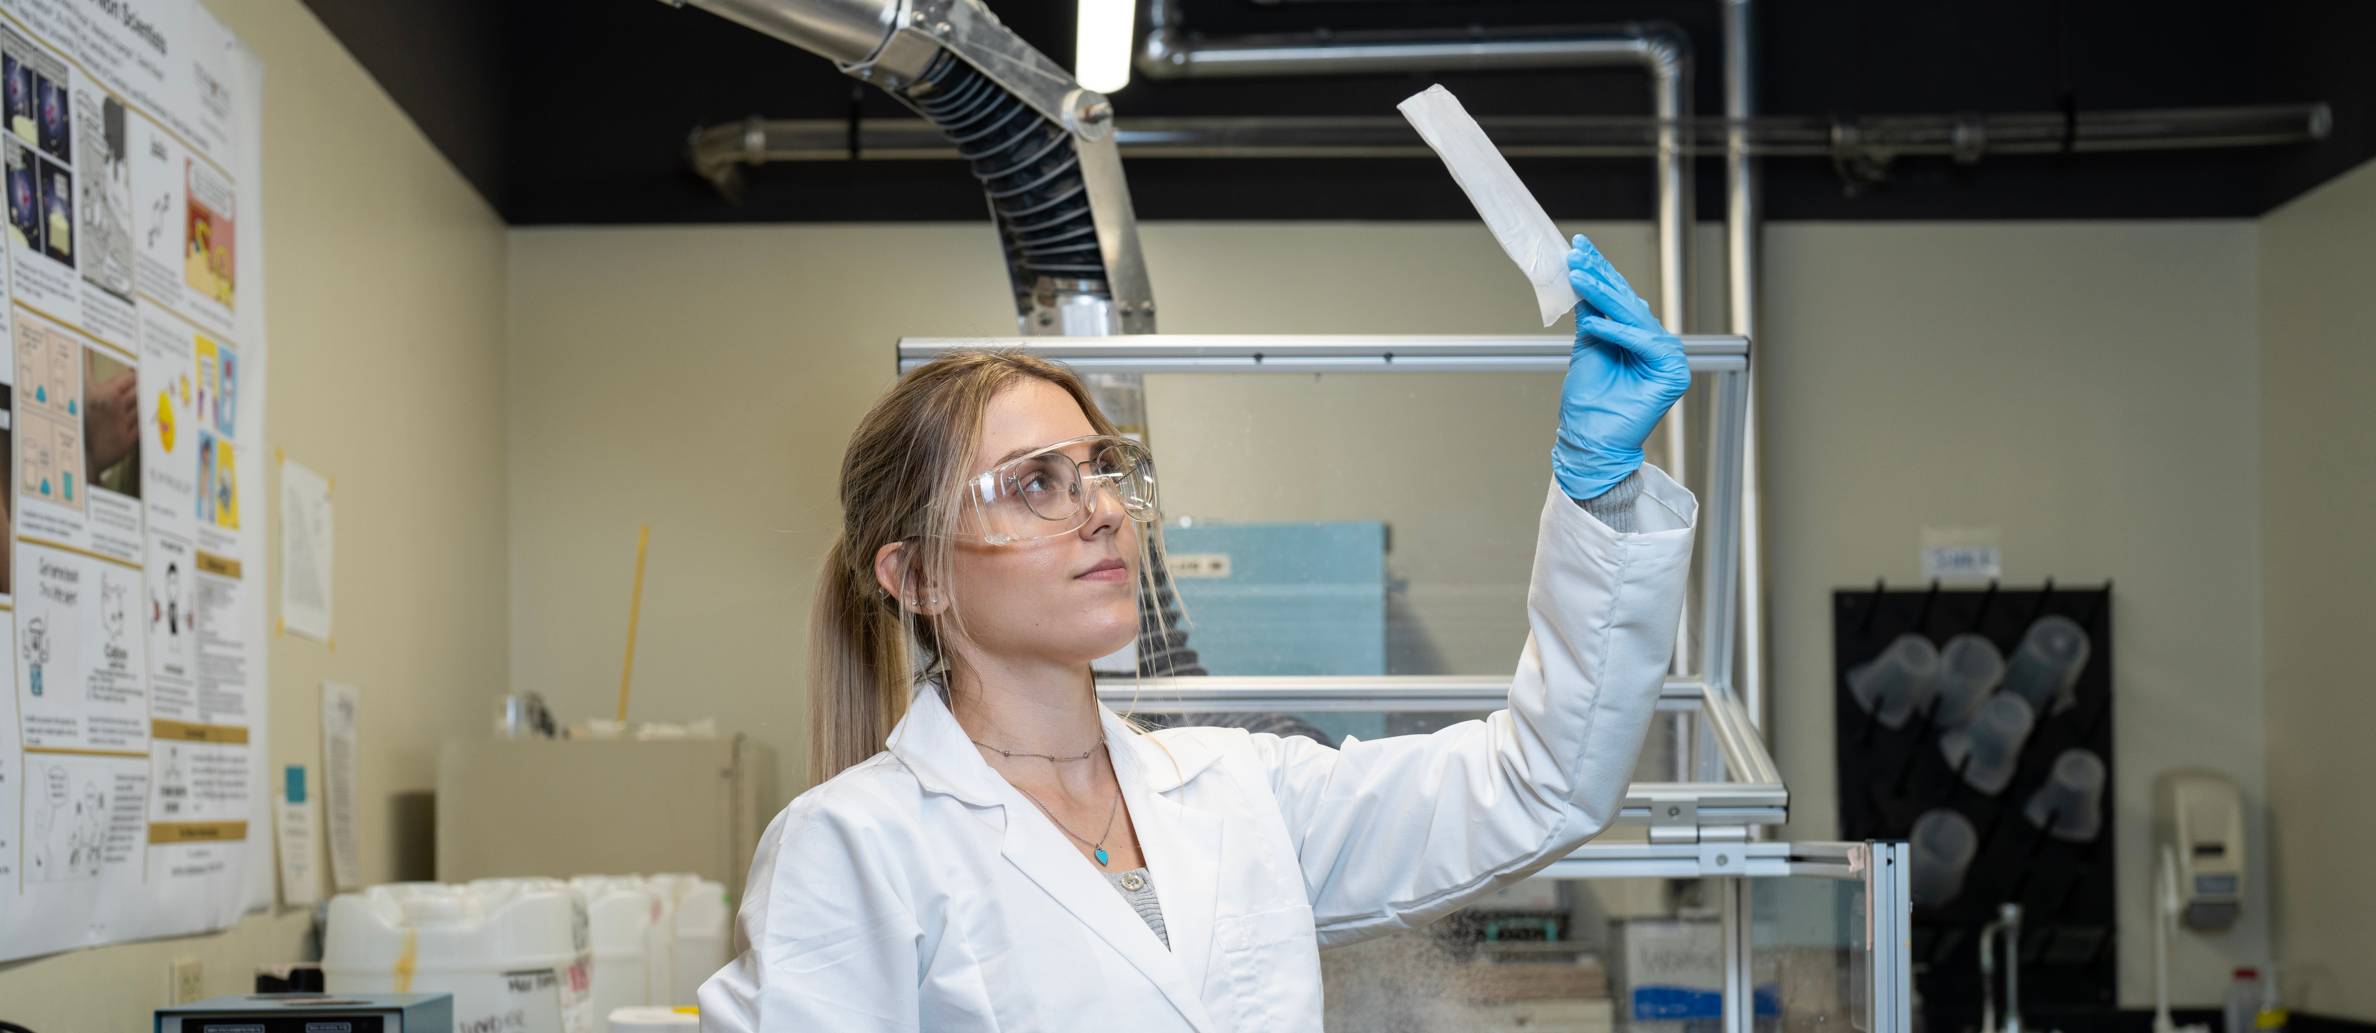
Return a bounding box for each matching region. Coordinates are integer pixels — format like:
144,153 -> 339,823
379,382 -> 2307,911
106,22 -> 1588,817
885,682 -> 1226,1033
885,681 -> 1228,803
882,682 -> 1007,808
1112,711 -> 1227,792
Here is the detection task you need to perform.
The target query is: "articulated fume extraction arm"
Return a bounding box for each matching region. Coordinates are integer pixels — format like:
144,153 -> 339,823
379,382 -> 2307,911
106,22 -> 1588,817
661,0 -> 1157,335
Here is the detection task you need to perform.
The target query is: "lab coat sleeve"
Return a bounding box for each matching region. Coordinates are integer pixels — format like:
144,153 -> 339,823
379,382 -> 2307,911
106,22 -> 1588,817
698,786 -> 924,1032
1250,464 -> 1695,946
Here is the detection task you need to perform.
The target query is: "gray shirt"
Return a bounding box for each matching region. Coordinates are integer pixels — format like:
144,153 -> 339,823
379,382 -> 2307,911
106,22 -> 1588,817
1102,866 -> 1169,948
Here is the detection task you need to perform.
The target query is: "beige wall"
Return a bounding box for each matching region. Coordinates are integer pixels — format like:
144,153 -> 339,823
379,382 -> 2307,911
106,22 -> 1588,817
0,1 -> 512,1028
2259,158 -> 2376,1020
1762,221 -> 2269,1002
508,219 -> 2270,1004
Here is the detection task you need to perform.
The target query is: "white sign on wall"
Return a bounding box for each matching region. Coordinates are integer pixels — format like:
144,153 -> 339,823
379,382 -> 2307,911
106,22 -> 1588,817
1920,525 -> 2003,582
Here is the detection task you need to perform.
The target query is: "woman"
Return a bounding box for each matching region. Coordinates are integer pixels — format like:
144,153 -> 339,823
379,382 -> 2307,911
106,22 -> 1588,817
701,235 -> 1698,1032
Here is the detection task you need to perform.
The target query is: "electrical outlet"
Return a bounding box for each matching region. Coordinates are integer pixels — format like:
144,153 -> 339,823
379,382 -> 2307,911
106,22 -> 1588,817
171,956 -> 203,1004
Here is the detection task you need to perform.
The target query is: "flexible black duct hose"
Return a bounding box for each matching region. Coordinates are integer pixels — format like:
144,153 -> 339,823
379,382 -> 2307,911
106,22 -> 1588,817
908,53 -> 1104,281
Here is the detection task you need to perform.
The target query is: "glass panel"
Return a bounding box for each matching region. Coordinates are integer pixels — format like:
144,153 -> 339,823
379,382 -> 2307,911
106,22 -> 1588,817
1754,875 -> 1874,1033
1139,371 -> 1680,678
1118,704 -> 1737,788
1319,877 -> 1699,1033
1311,871 -> 1878,1033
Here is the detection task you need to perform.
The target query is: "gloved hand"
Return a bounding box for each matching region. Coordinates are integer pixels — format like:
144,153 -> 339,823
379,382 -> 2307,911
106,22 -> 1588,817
1553,233 -> 1691,500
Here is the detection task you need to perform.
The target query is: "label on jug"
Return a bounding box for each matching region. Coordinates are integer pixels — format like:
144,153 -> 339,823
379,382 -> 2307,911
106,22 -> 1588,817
476,967 -> 560,1033
562,952 -> 594,1033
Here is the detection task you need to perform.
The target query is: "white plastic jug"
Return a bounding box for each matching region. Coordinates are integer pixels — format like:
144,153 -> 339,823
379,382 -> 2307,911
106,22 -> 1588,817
571,875 -> 669,1014
325,880 -> 595,1033
645,873 -> 730,1005
608,1006 -> 700,1032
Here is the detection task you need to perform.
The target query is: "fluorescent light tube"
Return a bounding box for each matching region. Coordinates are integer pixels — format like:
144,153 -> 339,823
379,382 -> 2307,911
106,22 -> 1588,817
1075,0 -> 1135,94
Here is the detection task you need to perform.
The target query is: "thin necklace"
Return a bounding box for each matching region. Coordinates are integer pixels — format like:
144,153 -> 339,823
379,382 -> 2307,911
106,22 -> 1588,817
1009,777 -> 1122,867
970,734 -> 1106,763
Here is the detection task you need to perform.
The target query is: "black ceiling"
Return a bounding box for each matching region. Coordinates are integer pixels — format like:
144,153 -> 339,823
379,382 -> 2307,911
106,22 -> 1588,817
303,0 -> 2373,225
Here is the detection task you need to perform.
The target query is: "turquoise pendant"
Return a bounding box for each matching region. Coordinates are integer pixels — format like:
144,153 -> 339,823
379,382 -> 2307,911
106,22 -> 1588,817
1094,847 -> 1110,867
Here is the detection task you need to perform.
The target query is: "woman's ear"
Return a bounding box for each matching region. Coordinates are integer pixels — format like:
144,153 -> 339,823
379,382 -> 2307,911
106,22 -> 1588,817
872,540 -> 947,616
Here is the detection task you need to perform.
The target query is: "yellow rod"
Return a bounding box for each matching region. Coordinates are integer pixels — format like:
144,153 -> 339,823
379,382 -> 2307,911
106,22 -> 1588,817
617,524 -> 651,723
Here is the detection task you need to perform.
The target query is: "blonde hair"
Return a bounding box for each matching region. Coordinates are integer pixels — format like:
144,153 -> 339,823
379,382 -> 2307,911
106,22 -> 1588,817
809,350 -> 1172,784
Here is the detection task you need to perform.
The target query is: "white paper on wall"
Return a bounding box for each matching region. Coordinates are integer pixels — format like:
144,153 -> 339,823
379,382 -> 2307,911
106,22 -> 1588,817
274,764 -> 321,907
322,681 -> 360,892
278,456 -> 330,642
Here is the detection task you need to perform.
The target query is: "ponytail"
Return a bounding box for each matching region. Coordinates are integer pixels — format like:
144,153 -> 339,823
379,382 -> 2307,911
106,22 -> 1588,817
807,534 -> 912,785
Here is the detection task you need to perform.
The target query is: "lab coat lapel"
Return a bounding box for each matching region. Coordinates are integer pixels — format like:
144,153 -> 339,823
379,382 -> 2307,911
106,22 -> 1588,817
894,684 -> 1222,1031
996,783 -> 1219,1033
1113,740 -> 1224,1005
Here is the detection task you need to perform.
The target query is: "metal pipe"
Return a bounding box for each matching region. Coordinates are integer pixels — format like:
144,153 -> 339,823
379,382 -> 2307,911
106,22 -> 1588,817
688,106 -> 2333,184
1980,912 -> 1999,1033
1647,37 -> 1691,601
1143,30 -> 1675,78
897,332 -> 1751,374
1138,0 -> 1678,81
660,0 -> 901,67
1723,0 -> 1765,731
1980,902 -> 2024,1033
1695,340 -> 1748,699
663,0 -> 1164,336
1722,879 -> 1752,1033
2003,903 -> 2024,1033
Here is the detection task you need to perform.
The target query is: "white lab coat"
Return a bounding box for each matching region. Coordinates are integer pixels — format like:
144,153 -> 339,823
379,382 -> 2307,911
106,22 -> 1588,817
701,467 -> 1697,1033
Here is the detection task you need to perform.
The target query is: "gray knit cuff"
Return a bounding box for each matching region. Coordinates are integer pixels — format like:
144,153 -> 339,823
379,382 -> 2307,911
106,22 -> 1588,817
1575,470 -> 1644,533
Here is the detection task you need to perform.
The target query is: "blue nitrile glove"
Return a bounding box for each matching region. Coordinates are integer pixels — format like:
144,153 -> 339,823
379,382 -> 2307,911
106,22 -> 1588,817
1552,233 -> 1692,500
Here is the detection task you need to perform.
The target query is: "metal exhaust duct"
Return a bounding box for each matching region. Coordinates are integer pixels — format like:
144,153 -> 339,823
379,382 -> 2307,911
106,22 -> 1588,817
660,0 -> 1157,335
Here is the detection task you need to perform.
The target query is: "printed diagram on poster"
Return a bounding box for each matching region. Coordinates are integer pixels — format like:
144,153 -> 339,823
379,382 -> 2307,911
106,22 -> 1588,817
139,309 -> 197,527
0,0 -> 271,963
130,113 -> 186,303
194,333 -> 236,530
146,532 -> 193,684
14,309 -> 82,519
182,160 -> 230,307
73,89 -> 130,303
85,346 -> 136,499
26,757 -> 121,882
278,455 -> 329,643
2,30 -> 73,274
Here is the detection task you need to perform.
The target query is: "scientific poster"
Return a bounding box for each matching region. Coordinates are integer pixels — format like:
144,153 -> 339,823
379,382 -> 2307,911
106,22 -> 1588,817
0,0 -> 268,962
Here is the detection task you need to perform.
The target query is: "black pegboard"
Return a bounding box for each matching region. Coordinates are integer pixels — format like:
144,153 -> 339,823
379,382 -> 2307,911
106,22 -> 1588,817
1832,580 -> 2115,1030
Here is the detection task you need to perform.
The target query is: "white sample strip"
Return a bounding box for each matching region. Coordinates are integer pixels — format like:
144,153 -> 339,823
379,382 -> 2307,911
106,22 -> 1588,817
1398,84 -> 1573,326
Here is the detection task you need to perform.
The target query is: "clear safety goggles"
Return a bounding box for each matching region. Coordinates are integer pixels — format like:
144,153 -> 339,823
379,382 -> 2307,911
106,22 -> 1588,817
961,434 -> 1159,545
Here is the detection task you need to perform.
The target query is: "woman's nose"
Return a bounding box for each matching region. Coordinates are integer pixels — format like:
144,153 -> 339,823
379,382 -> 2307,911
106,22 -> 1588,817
1076,477 -> 1126,539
